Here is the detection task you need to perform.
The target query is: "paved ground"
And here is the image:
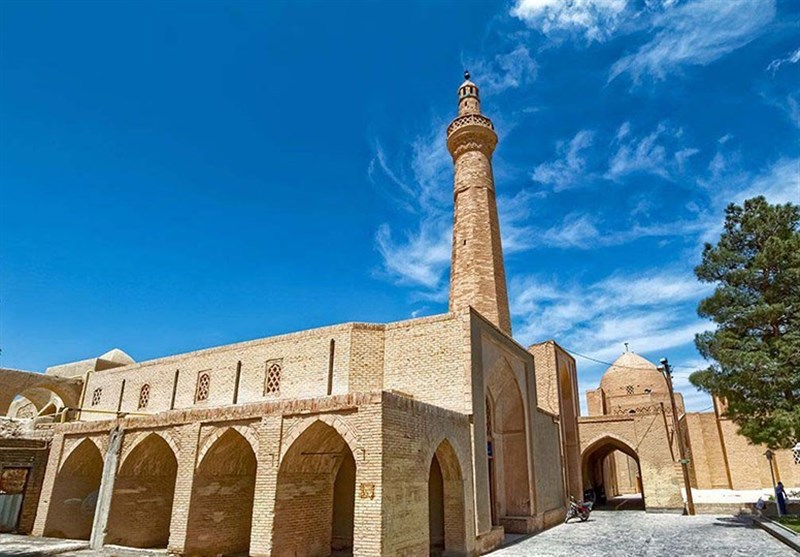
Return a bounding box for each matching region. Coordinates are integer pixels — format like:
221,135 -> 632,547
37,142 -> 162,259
491,511 -> 797,557
0,535 -> 164,557
1,513 -> 794,557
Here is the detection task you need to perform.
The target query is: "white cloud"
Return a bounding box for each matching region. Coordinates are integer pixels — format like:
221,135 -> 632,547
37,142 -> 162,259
532,130 -> 595,190
605,122 -> 698,180
511,267 -> 710,356
511,0 -> 630,43
375,220 -> 451,293
610,0 -> 775,82
734,157 -> 800,206
370,118 -> 542,297
469,45 -> 538,95
767,46 -> 800,75
369,117 -> 454,294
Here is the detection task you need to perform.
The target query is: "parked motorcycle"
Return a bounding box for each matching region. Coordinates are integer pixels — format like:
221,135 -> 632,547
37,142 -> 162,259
564,496 -> 593,523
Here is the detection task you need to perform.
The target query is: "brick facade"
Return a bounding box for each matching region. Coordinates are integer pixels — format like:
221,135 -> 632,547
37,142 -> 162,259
579,352 -> 799,513
8,75 -> 576,556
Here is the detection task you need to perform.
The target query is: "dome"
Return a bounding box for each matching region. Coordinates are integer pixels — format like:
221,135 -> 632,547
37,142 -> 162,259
599,352 -> 667,397
98,348 -> 135,366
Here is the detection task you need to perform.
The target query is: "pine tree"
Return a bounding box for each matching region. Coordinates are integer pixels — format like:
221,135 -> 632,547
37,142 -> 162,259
690,196 -> 800,449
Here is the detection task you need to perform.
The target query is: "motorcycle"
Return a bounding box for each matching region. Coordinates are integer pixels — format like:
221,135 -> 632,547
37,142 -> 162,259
564,496 -> 593,523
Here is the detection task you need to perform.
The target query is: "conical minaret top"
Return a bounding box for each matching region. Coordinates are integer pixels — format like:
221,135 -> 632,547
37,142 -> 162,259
446,72 -> 511,334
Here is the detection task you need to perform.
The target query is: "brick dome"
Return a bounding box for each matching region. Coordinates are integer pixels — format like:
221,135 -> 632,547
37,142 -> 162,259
599,352 -> 667,397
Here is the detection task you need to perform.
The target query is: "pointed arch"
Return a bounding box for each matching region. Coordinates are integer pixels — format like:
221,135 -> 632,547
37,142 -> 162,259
272,420 -> 356,557
428,439 -> 467,555
581,435 -> 644,510
43,439 -> 103,540
280,415 -> 360,461
185,428 -> 257,556
106,433 -> 178,548
196,424 -> 258,467
119,430 -> 179,468
485,358 -> 532,521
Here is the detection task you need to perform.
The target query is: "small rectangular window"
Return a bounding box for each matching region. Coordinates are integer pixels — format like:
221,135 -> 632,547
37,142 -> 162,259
91,388 -> 102,406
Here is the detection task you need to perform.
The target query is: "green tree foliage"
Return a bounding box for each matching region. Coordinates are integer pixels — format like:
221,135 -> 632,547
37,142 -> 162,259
690,196 -> 800,449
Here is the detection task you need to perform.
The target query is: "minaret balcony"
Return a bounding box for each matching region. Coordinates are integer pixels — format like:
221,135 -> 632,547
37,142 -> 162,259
446,113 -> 495,137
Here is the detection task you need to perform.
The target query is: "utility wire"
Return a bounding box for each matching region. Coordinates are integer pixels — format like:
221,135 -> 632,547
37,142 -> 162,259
563,347 -> 699,372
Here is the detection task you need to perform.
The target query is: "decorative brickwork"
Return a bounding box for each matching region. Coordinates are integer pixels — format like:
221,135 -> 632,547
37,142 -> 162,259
447,74 -> 511,335
195,372 -> 209,402
137,384 -> 150,410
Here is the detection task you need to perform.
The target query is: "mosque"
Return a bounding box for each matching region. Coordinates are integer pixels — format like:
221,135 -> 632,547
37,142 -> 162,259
0,74 -> 796,557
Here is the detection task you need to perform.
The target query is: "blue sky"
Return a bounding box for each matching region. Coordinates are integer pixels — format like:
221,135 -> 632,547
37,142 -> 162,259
1,0 -> 798,412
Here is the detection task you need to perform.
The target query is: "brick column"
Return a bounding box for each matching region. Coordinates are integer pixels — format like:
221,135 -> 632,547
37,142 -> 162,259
249,415 -> 283,557
32,433 -> 65,536
168,422 -> 201,556
355,406 -> 382,557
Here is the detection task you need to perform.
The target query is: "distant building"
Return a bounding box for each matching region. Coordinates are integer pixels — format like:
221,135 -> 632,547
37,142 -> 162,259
580,351 -> 799,511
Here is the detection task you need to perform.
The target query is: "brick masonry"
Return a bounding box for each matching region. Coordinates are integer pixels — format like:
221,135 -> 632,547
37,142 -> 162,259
12,76 -> 575,556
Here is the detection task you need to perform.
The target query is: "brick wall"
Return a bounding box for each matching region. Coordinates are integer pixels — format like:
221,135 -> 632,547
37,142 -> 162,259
106,433 -> 178,547
0,438 -> 49,534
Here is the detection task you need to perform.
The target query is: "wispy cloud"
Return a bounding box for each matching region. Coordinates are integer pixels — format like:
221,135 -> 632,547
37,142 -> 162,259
468,45 -> 538,95
511,267 -> 711,360
766,46 -> 800,75
532,130 -> 595,190
369,117 -> 453,295
511,0 -> 630,43
610,0 -> 775,82
370,118 -> 541,298
532,213 -> 708,250
605,122 -> 698,180
375,220 -> 451,294
733,157 -> 800,205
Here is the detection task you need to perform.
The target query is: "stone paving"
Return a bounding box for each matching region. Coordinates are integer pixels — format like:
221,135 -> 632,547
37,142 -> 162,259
490,511 -> 797,557
1,513 -> 795,557
0,535 -> 165,557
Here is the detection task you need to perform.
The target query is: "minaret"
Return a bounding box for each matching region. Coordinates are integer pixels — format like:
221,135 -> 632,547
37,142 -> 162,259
447,72 -> 511,334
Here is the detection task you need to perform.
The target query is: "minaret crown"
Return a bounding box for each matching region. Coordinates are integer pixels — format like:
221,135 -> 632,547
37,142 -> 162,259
458,70 -> 482,116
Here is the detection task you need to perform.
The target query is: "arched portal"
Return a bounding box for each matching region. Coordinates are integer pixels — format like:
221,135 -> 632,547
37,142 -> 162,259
428,440 -> 466,556
43,439 -> 103,540
486,361 -> 531,523
185,429 -> 257,556
581,436 -> 645,510
106,433 -> 177,548
272,420 -> 356,557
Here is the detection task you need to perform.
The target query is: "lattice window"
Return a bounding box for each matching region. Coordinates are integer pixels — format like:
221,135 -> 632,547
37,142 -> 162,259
138,384 -> 150,410
265,361 -> 281,395
91,388 -> 102,406
196,372 -> 210,402
793,443 -> 800,465
626,385 -> 634,395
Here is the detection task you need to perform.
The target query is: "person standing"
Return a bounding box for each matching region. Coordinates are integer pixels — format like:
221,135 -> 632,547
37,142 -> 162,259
776,482 -> 788,516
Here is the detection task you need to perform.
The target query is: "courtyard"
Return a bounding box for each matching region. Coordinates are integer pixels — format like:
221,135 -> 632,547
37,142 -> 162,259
1,511 -> 795,557
493,511 -> 795,557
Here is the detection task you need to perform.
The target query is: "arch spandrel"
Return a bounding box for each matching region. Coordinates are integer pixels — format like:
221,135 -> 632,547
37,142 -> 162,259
279,415 -> 360,463
60,437 -> 104,473
196,424 -> 258,469
119,430 -> 180,469
581,433 -> 640,463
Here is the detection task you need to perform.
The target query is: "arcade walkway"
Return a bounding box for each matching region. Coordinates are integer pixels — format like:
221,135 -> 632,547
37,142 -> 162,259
491,511 -> 795,556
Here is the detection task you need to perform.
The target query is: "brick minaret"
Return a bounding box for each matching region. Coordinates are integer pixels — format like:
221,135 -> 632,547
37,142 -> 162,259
446,72 -> 511,334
